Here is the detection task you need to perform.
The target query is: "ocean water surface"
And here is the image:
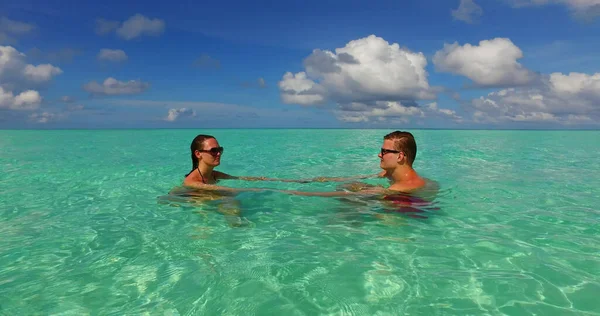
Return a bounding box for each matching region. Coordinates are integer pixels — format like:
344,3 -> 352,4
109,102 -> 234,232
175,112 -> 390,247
0,129 -> 599,315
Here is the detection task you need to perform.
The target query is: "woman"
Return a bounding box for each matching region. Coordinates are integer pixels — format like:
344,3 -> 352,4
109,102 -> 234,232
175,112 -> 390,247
174,134 -> 281,226
182,134 -> 305,191
183,134 -> 236,187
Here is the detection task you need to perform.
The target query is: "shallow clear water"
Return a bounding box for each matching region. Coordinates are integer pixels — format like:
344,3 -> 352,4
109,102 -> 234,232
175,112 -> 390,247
1,129 -> 599,315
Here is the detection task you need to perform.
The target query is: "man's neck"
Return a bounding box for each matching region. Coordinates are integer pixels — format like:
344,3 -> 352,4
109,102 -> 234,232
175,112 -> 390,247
389,165 -> 418,184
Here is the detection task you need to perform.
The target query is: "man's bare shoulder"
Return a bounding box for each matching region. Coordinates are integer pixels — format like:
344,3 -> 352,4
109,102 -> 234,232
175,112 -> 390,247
388,179 -> 427,193
389,178 -> 439,196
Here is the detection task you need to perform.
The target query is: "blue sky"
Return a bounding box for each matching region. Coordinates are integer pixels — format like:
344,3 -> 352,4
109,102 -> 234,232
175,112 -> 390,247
1,0 -> 599,129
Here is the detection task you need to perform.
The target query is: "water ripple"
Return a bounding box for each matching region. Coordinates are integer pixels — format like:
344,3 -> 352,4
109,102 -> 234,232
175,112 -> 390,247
1,130 -> 599,315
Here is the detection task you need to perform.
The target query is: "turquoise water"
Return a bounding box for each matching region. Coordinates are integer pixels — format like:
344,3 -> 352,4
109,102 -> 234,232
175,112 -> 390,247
1,129 -> 599,315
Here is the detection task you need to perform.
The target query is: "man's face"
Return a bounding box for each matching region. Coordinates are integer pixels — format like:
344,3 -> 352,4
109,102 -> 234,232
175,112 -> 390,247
378,139 -> 401,170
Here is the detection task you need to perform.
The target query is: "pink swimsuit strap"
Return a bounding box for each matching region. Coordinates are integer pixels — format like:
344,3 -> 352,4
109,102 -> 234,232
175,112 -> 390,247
383,194 -> 427,205
382,194 -> 434,218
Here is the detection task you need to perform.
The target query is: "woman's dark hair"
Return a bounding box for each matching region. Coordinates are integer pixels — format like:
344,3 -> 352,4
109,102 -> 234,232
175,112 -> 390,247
187,134 -> 215,176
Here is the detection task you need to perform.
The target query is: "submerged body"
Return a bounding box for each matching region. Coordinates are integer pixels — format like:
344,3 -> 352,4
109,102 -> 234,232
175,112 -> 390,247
171,131 -> 437,223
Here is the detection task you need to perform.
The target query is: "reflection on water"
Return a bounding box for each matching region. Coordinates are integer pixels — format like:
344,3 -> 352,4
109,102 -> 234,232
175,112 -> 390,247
161,179 -> 445,229
1,129 -> 599,315
160,186 -> 251,227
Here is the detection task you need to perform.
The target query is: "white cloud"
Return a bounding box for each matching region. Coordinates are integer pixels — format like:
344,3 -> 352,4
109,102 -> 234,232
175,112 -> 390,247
508,0 -> 599,8
97,49 -> 128,62
257,77 -> 266,88
334,101 -> 462,123
565,114 -> 594,123
426,102 -> 464,122
279,72 -> 325,105
452,0 -> 484,23
507,0 -> 600,20
83,77 -> 150,96
433,38 -> 536,87
61,96 -> 75,103
0,45 -> 61,112
0,46 -> 23,76
508,0 -> 552,7
67,104 -> 84,111
279,35 -> 447,124
279,35 -> 435,108
336,113 -> 369,123
467,72 -> 600,125
27,47 -> 82,63
165,108 -> 196,121
0,46 -> 63,88
193,54 -> 220,69
29,112 -> 53,123
242,77 -> 267,89
23,64 -> 63,82
0,87 -> 41,110
116,14 -> 165,40
107,99 -> 328,124
549,72 -> 600,96
95,14 -> 165,40
95,19 -> 120,35
28,111 -> 65,123
0,17 -> 36,34
0,17 -> 36,43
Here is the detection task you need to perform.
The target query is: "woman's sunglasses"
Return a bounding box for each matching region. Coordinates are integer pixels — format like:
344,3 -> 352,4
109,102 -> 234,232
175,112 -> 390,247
198,147 -> 224,156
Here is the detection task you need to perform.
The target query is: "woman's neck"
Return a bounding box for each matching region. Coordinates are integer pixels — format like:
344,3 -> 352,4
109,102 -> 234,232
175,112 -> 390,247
197,164 -> 214,183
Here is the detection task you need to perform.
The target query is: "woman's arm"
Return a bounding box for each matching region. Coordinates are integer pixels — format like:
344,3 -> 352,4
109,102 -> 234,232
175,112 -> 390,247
183,180 -> 388,199
183,182 -> 264,194
305,171 -> 387,183
215,171 -> 311,183
214,170 -> 387,184
279,186 -> 387,197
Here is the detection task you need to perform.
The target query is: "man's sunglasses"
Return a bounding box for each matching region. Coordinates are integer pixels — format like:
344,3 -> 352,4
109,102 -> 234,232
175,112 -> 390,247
381,148 -> 401,156
197,147 -> 224,155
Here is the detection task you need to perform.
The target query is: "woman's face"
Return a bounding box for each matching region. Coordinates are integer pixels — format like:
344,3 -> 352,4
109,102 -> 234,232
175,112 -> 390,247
196,138 -> 223,167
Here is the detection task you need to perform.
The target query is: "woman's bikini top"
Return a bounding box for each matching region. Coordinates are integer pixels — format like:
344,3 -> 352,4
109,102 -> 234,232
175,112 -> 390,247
185,167 -> 217,183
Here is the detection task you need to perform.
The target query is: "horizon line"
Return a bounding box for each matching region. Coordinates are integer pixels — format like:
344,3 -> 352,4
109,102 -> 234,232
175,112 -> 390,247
1,127 -> 599,131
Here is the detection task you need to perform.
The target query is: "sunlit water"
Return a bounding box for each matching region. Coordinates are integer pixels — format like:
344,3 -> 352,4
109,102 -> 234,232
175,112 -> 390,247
1,129 -> 599,315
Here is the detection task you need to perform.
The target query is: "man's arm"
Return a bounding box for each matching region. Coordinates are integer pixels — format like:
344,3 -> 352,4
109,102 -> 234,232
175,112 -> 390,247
308,172 -> 386,183
279,186 -> 387,197
214,171 -> 386,183
216,171 -> 311,183
183,179 -> 388,198
183,182 -> 263,194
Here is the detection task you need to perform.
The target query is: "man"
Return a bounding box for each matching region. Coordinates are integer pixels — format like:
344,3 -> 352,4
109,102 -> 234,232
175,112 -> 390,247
375,130 -> 426,192
184,131 -> 430,197
307,131 -> 427,194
